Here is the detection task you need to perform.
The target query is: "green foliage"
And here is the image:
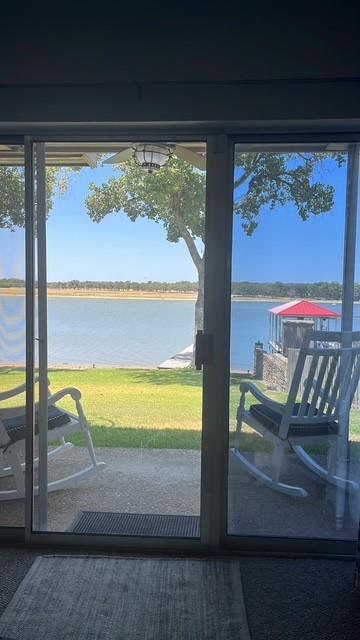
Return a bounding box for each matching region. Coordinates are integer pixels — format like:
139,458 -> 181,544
86,157 -> 206,243
0,167 -> 26,230
0,152 -> 347,239
56,278 -> 341,299
0,166 -> 77,231
84,151 -> 347,274
45,279 -> 198,292
233,151 -> 346,235
1,278 -> 356,301
231,280 -> 346,300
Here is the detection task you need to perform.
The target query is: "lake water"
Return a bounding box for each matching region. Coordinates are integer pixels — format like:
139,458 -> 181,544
0,296 -> 347,370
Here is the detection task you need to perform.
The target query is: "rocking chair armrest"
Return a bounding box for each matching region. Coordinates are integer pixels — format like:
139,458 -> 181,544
0,387 -> 83,448
0,387 -> 82,419
0,380 -> 28,401
0,376 -> 51,402
239,381 -> 285,413
47,387 -> 82,406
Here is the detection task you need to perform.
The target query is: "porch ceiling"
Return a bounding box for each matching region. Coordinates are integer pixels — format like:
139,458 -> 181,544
0,142 -> 207,167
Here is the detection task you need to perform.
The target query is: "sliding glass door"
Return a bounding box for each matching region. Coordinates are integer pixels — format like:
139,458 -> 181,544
2,131 -> 359,555
29,139 -> 208,541
227,143 -> 360,548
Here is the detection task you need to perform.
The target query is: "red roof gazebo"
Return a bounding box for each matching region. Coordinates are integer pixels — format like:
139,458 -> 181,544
269,300 -> 341,354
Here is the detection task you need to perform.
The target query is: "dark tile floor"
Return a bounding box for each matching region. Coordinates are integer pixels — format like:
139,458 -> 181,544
0,548 -> 359,640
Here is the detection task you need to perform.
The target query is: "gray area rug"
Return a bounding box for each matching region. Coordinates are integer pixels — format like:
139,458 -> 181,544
0,555 -> 250,640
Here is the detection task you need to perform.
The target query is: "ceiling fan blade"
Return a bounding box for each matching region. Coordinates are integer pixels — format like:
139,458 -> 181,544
103,148 -> 134,164
82,152 -> 98,168
174,145 -> 206,170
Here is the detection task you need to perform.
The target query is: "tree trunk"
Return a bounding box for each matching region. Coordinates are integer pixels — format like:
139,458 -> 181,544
172,206 -> 205,366
192,261 -> 205,365
195,263 -> 205,334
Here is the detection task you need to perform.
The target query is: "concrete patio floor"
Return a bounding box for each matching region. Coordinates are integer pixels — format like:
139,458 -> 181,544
0,445 -> 359,539
0,447 -> 201,531
228,449 -> 360,539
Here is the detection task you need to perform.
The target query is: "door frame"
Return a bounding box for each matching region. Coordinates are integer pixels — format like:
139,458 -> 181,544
223,137 -> 360,557
22,130 -> 233,552
1,127 -> 359,556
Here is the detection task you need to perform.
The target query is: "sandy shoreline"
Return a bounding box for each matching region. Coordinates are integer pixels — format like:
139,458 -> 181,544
0,287 -> 197,301
0,287 -> 347,304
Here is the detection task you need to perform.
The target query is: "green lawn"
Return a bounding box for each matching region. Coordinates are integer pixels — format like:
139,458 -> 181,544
1,367 -> 360,451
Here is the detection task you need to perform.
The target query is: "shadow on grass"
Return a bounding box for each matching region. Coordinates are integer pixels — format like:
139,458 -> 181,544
37,367 -> 204,387
68,426 -> 273,452
127,369 -> 250,387
0,366 -> 245,392
69,426 -> 202,450
126,369 -> 204,387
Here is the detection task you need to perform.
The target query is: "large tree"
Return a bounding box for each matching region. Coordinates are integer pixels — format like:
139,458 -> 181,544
85,151 -> 345,335
0,166 -> 74,230
0,152 -> 345,338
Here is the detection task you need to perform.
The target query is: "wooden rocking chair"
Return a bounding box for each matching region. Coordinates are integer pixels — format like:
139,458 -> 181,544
0,378 -> 106,500
232,330 -> 360,498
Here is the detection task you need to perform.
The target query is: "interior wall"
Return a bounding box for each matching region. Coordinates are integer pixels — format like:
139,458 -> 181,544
1,82 -> 359,126
0,5 -> 359,125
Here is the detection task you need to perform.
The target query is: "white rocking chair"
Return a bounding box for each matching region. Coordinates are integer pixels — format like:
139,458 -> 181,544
0,378 -> 106,500
232,330 -> 360,498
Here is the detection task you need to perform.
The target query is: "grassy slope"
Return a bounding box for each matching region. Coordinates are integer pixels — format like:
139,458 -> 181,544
1,367 -> 360,450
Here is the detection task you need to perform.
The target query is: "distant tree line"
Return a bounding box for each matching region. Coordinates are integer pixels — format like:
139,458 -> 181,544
231,281 -> 346,300
48,280 -> 199,293
0,278 -> 357,300
0,279 -> 199,293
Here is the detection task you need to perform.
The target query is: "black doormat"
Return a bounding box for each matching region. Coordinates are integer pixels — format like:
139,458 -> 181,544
67,511 -> 200,537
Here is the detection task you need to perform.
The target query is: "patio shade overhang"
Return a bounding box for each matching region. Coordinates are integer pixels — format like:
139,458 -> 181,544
0,142 -> 207,167
0,143 -> 115,167
269,299 -> 341,319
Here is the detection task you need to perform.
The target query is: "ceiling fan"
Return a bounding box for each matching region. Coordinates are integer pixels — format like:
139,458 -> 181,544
103,143 -> 206,172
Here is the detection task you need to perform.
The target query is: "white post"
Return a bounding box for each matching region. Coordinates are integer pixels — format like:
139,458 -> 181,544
336,143 -> 360,529
36,143 -> 48,531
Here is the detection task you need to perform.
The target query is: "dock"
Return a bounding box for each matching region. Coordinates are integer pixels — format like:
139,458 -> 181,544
158,344 -> 193,369
158,344 -> 254,375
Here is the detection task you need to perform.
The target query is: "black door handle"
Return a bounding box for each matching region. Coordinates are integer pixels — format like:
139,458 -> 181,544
195,330 -> 214,370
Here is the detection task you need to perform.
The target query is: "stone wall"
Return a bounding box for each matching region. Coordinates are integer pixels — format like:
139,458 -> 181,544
262,352 -> 287,392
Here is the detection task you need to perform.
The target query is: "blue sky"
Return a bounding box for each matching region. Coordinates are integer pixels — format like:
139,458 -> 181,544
45,166 -> 200,282
232,157 -> 350,283
0,155 -> 356,283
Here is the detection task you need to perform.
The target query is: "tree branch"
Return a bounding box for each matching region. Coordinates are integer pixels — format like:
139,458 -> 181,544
234,153 -> 262,190
234,171 -> 249,190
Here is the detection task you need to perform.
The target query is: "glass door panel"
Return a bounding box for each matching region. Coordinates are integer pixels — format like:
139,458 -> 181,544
32,141 -> 206,537
0,144 -> 26,528
228,143 -> 360,540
